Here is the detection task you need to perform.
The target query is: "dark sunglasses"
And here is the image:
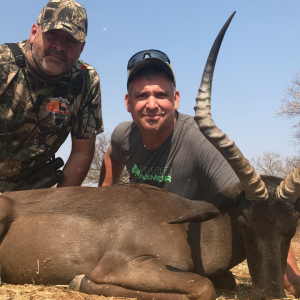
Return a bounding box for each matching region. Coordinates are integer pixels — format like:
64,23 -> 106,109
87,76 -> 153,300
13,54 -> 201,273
127,50 -> 171,71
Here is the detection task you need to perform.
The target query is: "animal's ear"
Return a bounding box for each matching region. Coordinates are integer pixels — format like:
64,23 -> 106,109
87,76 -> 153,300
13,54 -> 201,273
169,201 -> 221,224
169,182 -> 242,224
205,182 -> 242,211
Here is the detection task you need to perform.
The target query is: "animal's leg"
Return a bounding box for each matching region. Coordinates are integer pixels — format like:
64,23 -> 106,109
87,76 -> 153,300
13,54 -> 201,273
70,258 -> 215,300
0,196 -> 13,237
209,271 -> 236,290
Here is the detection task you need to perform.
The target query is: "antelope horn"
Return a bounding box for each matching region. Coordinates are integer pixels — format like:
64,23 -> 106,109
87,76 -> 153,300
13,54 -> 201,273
194,12 -> 268,200
276,168 -> 300,203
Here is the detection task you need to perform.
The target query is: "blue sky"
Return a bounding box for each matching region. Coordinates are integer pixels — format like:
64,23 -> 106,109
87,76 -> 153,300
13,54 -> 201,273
2,0 -> 300,162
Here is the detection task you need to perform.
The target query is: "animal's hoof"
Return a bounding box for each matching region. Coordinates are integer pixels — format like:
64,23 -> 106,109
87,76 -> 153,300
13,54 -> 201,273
69,274 -> 86,291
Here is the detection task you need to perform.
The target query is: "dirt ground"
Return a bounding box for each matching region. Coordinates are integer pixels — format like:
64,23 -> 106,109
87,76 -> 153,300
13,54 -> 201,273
1,237 -> 300,300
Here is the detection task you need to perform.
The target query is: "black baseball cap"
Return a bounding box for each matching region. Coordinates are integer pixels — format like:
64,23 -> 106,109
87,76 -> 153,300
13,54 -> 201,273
127,50 -> 176,88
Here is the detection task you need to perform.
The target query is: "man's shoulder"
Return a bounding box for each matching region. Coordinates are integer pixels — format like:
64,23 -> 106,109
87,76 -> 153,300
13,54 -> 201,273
115,120 -> 135,128
174,111 -> 219,154
70,59 -> 100,88
0,40 -> 27,58
0,41 -> 26,94
110,121 -> 139,156
73,59 -> 99,75
0,43 -> 17,65
176,112 -> 205,138
177,112 -> 198,127
112,120 -> 138,140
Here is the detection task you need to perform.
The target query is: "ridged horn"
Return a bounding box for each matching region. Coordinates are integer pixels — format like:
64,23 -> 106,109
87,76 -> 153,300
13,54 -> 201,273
276,168 -> 300,203
194,12 -> 268,200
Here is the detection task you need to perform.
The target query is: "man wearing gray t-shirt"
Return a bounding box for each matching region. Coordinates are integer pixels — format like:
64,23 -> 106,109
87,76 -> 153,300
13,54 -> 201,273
99,50 -> 300,296
106,112 -> 238,200
99,50 -> 238,198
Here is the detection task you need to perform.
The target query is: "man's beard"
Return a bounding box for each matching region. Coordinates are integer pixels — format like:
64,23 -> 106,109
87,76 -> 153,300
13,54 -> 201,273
32,43 -> 73,76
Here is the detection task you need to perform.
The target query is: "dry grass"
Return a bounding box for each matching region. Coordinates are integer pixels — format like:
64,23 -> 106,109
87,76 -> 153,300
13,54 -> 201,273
0,284 -> 137,300
2,232 -> 300,300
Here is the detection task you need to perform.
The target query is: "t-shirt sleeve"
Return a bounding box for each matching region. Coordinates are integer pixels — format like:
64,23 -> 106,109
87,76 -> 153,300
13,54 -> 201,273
110,122 -> 132,163
71,66 -> 104,139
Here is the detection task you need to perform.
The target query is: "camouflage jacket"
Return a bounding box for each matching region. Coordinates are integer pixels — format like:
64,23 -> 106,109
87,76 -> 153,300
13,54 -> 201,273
0,40 -> 103,182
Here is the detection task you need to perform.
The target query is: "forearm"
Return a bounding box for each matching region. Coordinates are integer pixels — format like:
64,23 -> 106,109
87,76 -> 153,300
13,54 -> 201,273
99,159 -> 113,186
57,136 -> 96,188
57,151 -> 93,187
99,146 -> 125,186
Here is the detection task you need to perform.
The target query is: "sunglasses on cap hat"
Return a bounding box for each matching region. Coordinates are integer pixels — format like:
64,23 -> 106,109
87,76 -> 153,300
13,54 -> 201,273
127,50 -> 171,71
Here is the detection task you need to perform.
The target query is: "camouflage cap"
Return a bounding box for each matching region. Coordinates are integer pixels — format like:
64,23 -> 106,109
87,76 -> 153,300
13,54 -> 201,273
37,0 -> 88,42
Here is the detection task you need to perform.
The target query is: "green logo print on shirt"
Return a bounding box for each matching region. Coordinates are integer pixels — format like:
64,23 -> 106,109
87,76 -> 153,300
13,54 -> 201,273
132,164 -> 172,182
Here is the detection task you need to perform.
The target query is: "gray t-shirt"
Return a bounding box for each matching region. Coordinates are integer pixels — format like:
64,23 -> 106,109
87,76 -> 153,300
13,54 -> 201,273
111,112 -> 238,200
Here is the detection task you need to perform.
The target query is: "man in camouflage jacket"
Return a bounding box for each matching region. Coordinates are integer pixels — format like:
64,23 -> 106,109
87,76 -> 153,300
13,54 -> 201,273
0,0 -> 103,192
